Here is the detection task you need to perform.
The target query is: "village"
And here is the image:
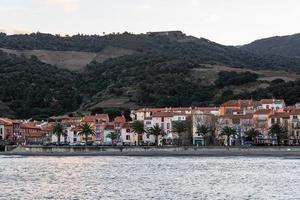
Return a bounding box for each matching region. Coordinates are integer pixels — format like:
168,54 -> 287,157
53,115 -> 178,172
1,98 -> 300,148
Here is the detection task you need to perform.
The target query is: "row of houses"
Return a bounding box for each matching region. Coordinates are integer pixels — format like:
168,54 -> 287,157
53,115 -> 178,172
131,99 -> 300,145
1,99 -> 300,146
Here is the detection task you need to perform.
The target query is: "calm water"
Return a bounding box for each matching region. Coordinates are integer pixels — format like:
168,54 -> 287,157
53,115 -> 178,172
0,156 -> 299,200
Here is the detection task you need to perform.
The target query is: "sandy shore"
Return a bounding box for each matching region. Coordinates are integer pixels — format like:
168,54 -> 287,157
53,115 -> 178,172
1,146 -> 300,157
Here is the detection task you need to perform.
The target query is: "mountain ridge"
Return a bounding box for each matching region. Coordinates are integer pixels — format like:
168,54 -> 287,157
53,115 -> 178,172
1,31 -> 300,119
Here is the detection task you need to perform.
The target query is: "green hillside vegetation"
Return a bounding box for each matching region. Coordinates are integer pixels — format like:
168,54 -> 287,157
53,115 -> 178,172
1,32 -> 300,119
0,51 -> 82,118
241,33 -> 300,58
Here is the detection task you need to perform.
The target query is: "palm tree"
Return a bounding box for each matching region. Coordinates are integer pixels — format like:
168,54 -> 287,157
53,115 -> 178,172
78,122 -> 96,144
106,132 -> 118,145
269,123 -> 288,146
245,128 -> 260,144
147,124 -> 163,146
220,126 -> 236,146
131,120 -> 145,145
172,121 -> 189,145
196,124 -> 209,146
52,122 -> 63,144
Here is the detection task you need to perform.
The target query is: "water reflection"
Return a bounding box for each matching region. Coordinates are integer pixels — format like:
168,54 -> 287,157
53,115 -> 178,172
0,156 -> 299,200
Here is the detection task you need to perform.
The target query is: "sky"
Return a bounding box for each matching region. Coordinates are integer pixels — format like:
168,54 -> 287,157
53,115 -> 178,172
1,0 -> 300,45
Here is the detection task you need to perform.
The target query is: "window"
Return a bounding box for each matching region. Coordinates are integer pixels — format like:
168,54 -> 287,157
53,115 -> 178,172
96,125 -> 101,132
0,136 -> 2,140
271,118 -> 275,124
146,121 -> 151,125
162,117 -> 164,122
167,123 -> 170,129
146,134 -> 150,139
126,129 -> 130,133
293,116 -> 298,120
178,116 -> 181,120
126,135 -> 130,140
161,123 -> 164,129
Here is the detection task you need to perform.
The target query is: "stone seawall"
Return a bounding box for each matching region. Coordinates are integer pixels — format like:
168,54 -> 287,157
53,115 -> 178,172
2,146 -> 300,157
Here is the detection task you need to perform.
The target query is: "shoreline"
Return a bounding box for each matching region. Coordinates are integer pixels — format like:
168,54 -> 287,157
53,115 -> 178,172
1,146 -> 300,157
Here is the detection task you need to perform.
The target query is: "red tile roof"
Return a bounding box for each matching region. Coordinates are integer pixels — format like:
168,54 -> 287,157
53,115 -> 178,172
254,109 -> 273,115
114,116 -> 126,123
290,109 -> 300,115
152,112 -> 174,117
269,112 -> 290,118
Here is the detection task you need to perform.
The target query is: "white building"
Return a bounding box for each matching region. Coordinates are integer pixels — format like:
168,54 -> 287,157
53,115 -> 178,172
0,124 -> 4,141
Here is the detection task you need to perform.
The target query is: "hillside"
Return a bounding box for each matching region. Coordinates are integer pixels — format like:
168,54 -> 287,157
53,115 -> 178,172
0,51 -> 82,118
1,31 -> 300,119
0,46 -> 135,71
2,32 -> 300,71
241,33 -> 300,58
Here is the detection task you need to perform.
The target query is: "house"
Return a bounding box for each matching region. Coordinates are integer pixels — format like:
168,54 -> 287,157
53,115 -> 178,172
103,124 -> 115,144
20,123 -> 42,145
261,99 -> 285,110
0,121 -> 5,141
94,114 -> 109,142
114,116 -> 126,143
120,123 -> 140,145
0,118 -> 22,144
192,113 -> 216,145
215,115 -> 235,146
152,112 -> 173,134
239,114 -> 254,144
253,109 -> 273,143
289,110 -> 300,145
51,125 -> 81,144
219,100 -> 251,116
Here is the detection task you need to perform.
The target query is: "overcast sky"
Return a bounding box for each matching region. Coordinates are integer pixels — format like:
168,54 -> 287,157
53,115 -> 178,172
1,0 -> 300,45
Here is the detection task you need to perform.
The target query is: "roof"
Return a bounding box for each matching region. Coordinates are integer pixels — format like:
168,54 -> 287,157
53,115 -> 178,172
238,114 -> 253,119
254,109 -> 273,115
20,123 -> 41,130
114,116 -> 126,123
261,99 -> 284,104
269,112 -> 290,118
290,109 -> 300,115
83,115 -> 95,123
95,114 -> 109,120
221,100 -> 254,108
221,100 -> 239,107
105,123 -> 115,130
122,122 -> 131,129
152,112 -> 174,117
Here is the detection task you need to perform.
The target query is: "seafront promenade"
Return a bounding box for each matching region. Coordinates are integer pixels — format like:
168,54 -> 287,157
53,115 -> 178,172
2,145 -> 300,157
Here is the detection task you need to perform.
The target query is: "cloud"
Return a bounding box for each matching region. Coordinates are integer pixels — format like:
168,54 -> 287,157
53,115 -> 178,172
46,0 -> 80,13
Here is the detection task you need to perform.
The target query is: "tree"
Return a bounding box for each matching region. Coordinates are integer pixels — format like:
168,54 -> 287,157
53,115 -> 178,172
172,121 -> 192,146
220,126 -> 236,146
106,132 -> 118,145
245,128 -> 260,144
269,123 -> 288,146
52,122 -> 63,144
196,124 -> 209,146
131,120 -> 145,145
147,124 -> 164,146
77,122 -> 95,144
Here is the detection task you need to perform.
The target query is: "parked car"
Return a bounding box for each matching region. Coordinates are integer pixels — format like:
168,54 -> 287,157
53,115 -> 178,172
92,141 -> 101,146
74,141 -> 86,146
42,141 -> 51,146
